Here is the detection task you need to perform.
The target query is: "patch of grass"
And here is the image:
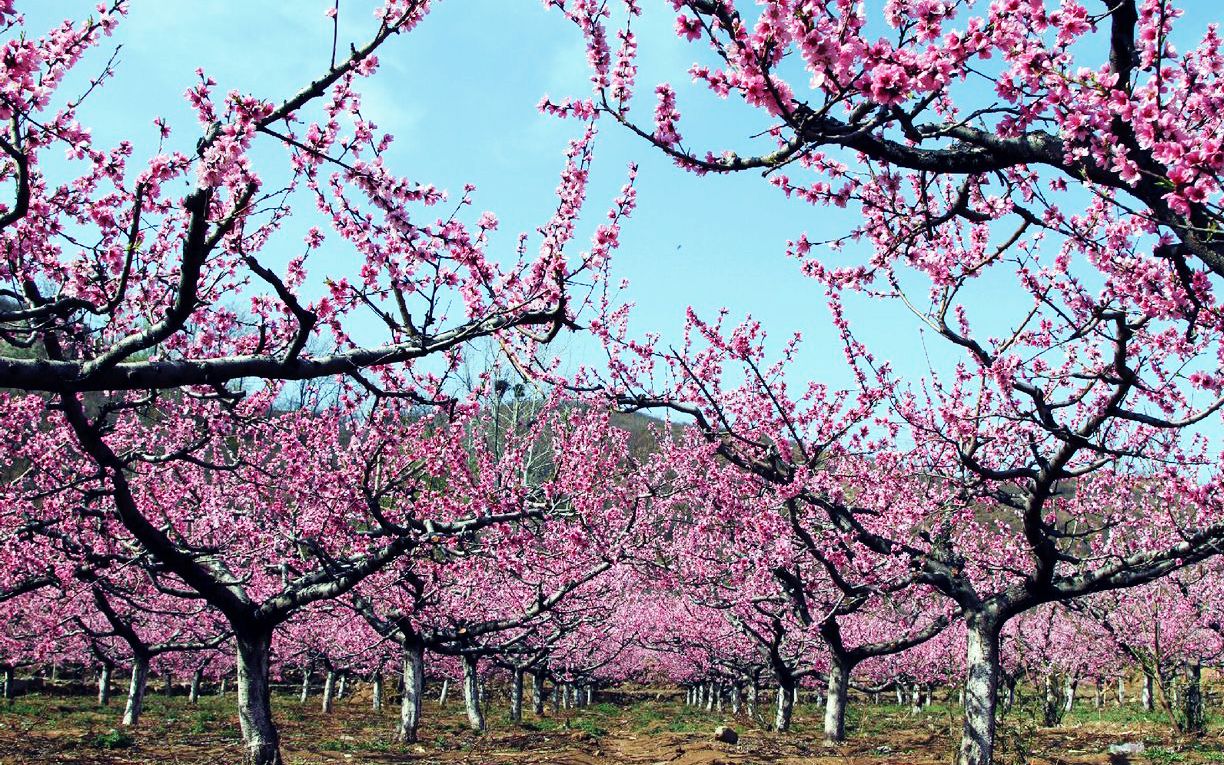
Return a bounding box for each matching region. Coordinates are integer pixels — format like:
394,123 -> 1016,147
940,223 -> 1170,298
521,715 -> 564,732
187,709 -> 218,735
1066,705 -> 1179,726
1147,746 -> 1190,763
664,707 -> 725,734
90,728 -> 134,749
0,698 -> 45,716
280,705 -> 306,721
568,717 -> 608,738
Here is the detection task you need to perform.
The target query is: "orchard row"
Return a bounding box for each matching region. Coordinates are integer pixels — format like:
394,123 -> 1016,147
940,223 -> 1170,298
4,3 -> 1224,765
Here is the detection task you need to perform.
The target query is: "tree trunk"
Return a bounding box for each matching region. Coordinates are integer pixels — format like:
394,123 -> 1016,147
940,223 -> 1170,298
824,659 -> 851,743
98,663 -> 113,707
220,677 -> 227,695
510,667 -> 525,723
299,667 -> 310,704
1,665 -> 13,704
1063,676 -> 1078,714
532,670 -> 545,716
190,668 -> 204,704
895,683 -> 904,705
1117,676 -> 1125,706
1094,678 -> 1104,710
439,677 -> 449,706
705,681 -> 715,712
910,684 -> 921,716
747,678 -> 758,718
1042,674 -> 1062,727
372,670 -> 383,713
715,683 -> 723,712
957,617 -> 1001,765
337,673 -> 347,700
1143,671 -> 1155,712
321,670 -> 336,713
397,643 -> 424,743
122,656 -> 149,726
730,683 -> 741,714
775,679 -> 794,732
1182,660 -> 1205,736
236,631 -> 283,765
462,655 -> 485,731
164,671 -> 173,695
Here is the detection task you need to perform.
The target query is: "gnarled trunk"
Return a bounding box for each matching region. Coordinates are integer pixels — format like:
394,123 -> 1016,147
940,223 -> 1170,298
122,655 -> 149,726
236,631 -> 283,765
462,655 -> 485,731
775,678 -> 795,732
397,642 -> 424,743
957,616 -> 1000,765
824,658 -> 851,743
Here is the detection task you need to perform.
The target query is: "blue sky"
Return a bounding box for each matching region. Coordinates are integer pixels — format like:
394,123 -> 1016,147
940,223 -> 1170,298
18,1 -> 1223,396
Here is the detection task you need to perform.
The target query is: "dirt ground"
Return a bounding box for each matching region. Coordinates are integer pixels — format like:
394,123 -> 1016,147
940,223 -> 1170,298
1,686 -> 1222,765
